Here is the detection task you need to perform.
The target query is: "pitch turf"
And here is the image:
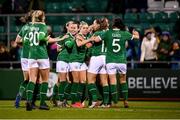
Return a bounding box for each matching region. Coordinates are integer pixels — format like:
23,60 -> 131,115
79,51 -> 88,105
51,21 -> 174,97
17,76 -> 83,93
0,101 -> 180,119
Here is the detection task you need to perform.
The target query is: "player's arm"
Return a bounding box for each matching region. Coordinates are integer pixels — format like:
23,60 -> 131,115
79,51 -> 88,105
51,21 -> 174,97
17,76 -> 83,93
15,35 -> 22,43
15,26 -> 24,44
89,35 -> 102,42
48,34 -> 69,43
75,34 -> 92,47
57,44 -> 63,52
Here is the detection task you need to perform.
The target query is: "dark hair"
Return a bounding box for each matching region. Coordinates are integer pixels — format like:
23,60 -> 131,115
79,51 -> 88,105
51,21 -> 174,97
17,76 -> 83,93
93,19 -> 101,31
128,27 -> 135,34
95,19 -> 101,25
112,18 -> 126,31
25,10 -> 34,22
72,20 -> 80,28
100,18 -> 109,30
20,10 -> 34,23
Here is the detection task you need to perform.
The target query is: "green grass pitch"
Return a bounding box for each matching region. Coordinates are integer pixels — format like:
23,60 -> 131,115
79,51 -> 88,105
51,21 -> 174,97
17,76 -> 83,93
0,100 -> 180,119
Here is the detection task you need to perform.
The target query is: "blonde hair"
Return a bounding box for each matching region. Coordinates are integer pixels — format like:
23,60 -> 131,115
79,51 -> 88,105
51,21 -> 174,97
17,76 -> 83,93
66,21 -> 74,27
80,21 -> 88,28
32,10 -> 45,23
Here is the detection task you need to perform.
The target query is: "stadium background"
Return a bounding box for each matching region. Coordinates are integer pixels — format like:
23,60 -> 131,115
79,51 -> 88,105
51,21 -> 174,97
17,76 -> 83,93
0,0 -> 180,100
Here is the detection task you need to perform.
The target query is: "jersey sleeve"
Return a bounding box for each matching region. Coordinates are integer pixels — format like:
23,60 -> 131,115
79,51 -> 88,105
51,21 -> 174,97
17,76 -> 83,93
93,31 -> 106,41
103,30 -> 108,45
39,25 -> 48,41
18,26 -> 25,38
57,35 -> 64,45
124,31 -> 132,41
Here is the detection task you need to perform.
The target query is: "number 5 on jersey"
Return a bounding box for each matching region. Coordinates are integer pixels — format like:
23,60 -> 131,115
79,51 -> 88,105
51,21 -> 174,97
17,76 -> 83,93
112,38 -> 121,53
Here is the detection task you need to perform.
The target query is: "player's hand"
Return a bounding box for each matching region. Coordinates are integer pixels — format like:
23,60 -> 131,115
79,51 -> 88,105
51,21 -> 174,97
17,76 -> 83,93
57,44 -> 62,52
86,42 -> 93,48
76,34 -> 84,41
90,36 -> 99,42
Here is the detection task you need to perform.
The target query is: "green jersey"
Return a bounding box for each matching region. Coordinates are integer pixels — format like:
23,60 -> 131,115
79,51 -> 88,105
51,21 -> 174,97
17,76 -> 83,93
104,29 -> 132,63
18,23 -> 31,58
91,30 -> 106,56
57,33 -> 75,62
86,33 -> 93,58
28,23 -> 48,59
69,33 -> 87,63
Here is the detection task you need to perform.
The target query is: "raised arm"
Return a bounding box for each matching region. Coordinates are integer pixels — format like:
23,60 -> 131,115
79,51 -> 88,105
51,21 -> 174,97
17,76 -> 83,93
48,34 -> 69,43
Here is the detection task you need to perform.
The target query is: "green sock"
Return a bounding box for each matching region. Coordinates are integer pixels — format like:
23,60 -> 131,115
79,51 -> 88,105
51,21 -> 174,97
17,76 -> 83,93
71,82 -> 79,104
110,85 -> 118,104
78,83 -> 86,101
58,81 -> 67,101
18,80 -> 29,97
40,82 -> 48,105
88,83 -> 97,102
37,83 -> 41,99
32,83 -> 41,104
26,81 -> 35,102
64,82 -> 72,100
52,84 -> 58,100
121,83 -> 128,100
103,85 -> 109,104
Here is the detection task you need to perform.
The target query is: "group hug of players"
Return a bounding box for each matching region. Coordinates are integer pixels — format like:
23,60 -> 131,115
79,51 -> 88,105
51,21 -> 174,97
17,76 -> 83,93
14,10 -> 139,111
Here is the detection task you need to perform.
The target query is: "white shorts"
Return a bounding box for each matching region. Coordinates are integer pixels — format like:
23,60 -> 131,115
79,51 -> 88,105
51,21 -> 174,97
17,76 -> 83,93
28,59 -> 50,69
106,63 -> 127,74
21,58 -> 29,71
56,61 -> 70,73
69,62 -> 87,71
88,55 -> 107,74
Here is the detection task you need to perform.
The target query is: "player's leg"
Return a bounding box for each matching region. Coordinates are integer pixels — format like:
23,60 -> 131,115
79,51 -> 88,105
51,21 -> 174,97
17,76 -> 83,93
15,71 -> 29,108
38,59 -> 50,110
51,82 -> 59,106
106,63 -> 118,107
118,63 -> 129,108
99,55 -> 110,107
79,69 -> 87,106
57,72 -> 67,106
70,62 -> 83,108
15,58 -> 29,108
32,73 -> 41,109
87,56 -> 103,108
64,72 -> 72,103
26,68 -> 38,111
56,61 -> 69,107
87,72 -> 98,108
100,73 -> 110,107
79,63 -> 87,104
120,74 -> 129,108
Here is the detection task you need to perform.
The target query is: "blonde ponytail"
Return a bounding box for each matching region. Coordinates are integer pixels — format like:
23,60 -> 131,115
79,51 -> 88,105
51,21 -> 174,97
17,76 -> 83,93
32,10 -> 45,24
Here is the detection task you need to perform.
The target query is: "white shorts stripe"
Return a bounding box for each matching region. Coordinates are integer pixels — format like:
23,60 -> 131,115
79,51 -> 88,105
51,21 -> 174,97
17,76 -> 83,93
88,55 -> 107,74
69,62 -> 87,71
28,59 -> 50,69
21,58 -> 29,71
106,63 -> 127,74
56,61 -> 70,73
